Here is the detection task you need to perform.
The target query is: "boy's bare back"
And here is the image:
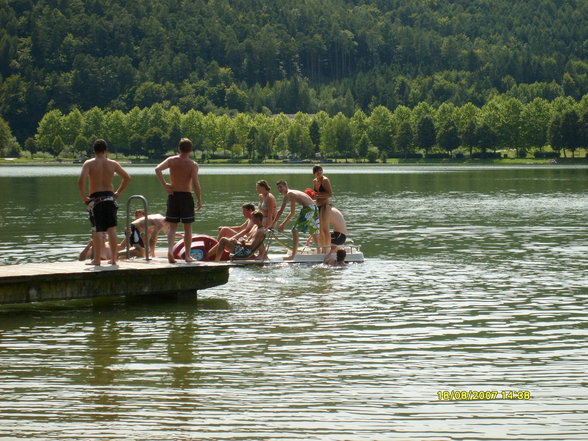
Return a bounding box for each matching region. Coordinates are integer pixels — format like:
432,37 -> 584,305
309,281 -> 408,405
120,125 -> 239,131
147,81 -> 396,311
167,156 -> 198,192
285,189 -> 315,207
82,156 -> 125,194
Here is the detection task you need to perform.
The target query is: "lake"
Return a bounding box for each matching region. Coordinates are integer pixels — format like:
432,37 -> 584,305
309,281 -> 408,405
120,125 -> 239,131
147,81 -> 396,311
0,164 -> 587,440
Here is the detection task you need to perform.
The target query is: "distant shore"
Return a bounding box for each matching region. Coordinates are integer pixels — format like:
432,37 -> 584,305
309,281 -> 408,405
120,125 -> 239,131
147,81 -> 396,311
1,156 -> 587,166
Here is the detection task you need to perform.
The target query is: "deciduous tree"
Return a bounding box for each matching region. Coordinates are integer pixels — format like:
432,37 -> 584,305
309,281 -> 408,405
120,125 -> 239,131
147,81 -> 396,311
437,121 -> 460,155
416,115 -> 436,156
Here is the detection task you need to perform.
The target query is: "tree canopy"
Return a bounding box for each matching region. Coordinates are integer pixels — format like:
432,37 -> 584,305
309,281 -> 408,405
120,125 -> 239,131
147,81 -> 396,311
1,0 -> 587,144
27,95 -> 588,161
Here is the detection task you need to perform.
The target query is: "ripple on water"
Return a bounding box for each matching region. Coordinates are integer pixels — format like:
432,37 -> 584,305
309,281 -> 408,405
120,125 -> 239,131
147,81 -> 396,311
1,167 -> 587,439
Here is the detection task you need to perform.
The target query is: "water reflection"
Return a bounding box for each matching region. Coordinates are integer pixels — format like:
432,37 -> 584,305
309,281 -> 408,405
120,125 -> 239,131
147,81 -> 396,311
0,166 -> 587,439
0,163 -> 584,178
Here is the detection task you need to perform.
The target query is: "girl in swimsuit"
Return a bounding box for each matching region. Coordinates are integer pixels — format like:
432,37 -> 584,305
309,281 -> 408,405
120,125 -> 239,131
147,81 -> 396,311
256,180 -> 277,228
312,165 -> 333,251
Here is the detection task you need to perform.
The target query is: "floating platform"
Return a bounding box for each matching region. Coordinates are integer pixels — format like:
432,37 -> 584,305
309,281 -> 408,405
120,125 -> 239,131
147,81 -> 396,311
0,259 -> 230,305
230,246 -> 365,265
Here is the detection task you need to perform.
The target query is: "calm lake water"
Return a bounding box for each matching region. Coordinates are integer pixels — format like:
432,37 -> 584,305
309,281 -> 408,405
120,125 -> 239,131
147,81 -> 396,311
0,164 -> 587,440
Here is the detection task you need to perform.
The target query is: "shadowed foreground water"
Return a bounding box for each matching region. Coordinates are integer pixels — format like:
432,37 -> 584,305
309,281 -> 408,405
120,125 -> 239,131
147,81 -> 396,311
0,165 -> 586,440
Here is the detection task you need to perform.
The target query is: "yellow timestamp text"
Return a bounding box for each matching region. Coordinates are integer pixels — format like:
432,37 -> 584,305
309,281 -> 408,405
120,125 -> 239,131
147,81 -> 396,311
437,390 -> 532,401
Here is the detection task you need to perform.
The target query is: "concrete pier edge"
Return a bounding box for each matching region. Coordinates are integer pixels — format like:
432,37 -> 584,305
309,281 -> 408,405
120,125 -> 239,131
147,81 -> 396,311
0,260 -> 230,305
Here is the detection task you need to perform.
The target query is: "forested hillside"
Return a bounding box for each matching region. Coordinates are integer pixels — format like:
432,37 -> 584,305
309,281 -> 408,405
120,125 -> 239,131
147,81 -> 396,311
1,0 -> 587,148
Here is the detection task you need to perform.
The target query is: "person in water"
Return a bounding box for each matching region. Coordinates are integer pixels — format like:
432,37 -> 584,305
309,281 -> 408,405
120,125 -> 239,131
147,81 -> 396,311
155,138 -> 202,263
317,206 -> 348,262
325,248 -> 347,266
210,210 -> 266,262
312,165 -> 333,251
77,139 -> 131,266
256,180 -> 277,227
271,180 -> 320,260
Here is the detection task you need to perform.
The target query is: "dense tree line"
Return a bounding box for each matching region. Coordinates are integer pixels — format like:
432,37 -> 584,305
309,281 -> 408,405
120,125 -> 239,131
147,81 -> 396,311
1,0 -> 587,145
25,94 -> 588,161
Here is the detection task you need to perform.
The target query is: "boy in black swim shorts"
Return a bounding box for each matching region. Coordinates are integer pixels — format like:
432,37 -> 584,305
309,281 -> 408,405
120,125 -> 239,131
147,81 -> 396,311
165,192 -> 195,224
88,191 -> 118,233
330,231 -> 347,246
78,139 -> 131,266
155,138 -> 202,263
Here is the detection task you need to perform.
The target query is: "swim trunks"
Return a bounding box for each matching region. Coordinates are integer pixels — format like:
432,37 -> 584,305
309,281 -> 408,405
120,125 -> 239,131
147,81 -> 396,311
331,231 -> 347,245
233,245 -> 254,258
165,192 -> 195,224
293,204 -> 320,234
88,191 -> 117,233
129,224 -> 145,247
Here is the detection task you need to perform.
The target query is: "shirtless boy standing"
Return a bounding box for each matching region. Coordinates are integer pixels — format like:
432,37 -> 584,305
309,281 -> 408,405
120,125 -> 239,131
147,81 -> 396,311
271,180 -> 320,259
155,138 -> 202,263
78,139 -> 131,266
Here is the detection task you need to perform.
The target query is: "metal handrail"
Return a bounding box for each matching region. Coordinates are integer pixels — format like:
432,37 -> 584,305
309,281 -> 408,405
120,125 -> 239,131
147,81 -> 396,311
126,195 -> 150,261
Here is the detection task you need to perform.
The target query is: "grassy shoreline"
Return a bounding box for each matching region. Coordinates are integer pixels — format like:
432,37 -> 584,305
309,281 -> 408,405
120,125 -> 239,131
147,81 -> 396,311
2,156 -> 587,166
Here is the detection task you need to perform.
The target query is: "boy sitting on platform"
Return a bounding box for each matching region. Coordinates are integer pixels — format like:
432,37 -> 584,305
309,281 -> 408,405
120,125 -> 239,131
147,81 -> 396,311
208,211 -> 267,261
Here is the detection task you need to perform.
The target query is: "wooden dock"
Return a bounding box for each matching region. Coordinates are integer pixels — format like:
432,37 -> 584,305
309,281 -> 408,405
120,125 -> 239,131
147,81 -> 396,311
0,259 -> 230,305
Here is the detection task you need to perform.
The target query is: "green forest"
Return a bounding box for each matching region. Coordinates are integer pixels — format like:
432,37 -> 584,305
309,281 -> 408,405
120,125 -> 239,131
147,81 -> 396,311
1,0 -> 588,159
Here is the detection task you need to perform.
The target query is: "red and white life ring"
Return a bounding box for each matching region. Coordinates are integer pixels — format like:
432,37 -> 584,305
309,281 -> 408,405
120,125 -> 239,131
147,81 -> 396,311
172,234 -> 229,261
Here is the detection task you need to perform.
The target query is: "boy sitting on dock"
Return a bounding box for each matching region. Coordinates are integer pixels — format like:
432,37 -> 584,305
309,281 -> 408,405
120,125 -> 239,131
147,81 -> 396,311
77,139 -> 131,266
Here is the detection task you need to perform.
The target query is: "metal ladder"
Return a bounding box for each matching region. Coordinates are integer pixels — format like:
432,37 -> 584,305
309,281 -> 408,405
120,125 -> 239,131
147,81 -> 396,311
126,195 -> 150,261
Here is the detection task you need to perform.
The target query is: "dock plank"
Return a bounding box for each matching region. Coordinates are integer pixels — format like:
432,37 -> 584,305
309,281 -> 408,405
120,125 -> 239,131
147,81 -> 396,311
0,259 -> 230,305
